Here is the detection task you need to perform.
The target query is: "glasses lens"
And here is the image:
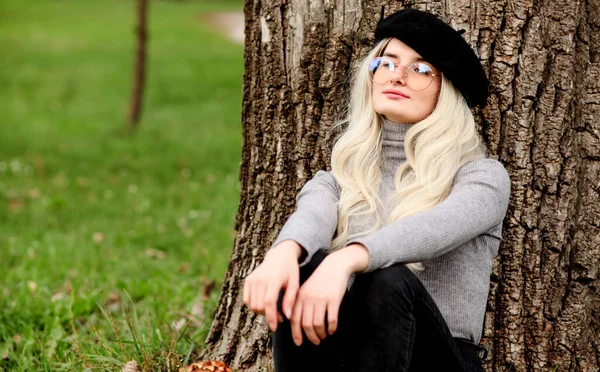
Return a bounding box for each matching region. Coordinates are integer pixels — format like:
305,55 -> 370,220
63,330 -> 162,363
405,63 -> 434,91
369,57 -> 394,85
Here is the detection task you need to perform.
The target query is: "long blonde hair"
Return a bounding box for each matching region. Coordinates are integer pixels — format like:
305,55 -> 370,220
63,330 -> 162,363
328,38 -> 486,271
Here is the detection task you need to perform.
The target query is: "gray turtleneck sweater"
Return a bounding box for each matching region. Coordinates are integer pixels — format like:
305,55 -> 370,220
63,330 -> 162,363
270,119 -> 511,344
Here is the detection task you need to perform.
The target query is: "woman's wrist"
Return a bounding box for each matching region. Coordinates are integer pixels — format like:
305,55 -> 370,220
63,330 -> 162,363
271,240 -> 305,259
328,243 -> 370,274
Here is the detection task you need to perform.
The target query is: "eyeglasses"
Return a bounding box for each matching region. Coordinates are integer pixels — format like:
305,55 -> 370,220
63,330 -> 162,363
369,56 -> 438,91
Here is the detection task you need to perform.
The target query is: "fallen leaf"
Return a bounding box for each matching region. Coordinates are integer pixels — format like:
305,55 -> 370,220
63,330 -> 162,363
173,318 -> 187,331
106,291 -> 121,313
122,360 -> 139,372
28,188 -> 40,199
145,248 -> 167,260
92,232 -> 104,243
8,199 -> 24,213
27,281 -> 37,293
108,292 -> 119,302
203,280 -> 216,298
178,263 -> 189,274
51,292 -> 67,302
190,300 -> 204,320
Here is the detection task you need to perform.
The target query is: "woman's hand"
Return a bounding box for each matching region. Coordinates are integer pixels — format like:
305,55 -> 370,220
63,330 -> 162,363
290,244 -> 370,346
243,240 -> 303,332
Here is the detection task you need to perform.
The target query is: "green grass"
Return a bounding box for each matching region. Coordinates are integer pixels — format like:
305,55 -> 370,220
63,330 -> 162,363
0,0 -> 244,370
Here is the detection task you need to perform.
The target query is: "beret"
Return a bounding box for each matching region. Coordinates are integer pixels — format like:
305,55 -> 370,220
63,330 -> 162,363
374,8 -> 488,108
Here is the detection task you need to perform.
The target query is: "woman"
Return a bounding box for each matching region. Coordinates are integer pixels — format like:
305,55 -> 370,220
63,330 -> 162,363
243,8 -> 511,372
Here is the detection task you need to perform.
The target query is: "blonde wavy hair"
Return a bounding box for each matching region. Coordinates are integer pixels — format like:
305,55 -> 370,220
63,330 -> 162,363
327,38 -> 487,271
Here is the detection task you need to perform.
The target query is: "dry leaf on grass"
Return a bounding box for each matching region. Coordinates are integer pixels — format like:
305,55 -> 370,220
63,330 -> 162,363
121,360 -> 139,372
92,232 -> 104,243
51,292 -> 67,302
106,291 -> 121,312
145,247 -> 167,259
28,188 -> 40,199
27,281 -> 37,293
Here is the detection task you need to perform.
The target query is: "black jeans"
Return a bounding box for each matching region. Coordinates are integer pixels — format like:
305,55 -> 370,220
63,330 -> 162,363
272,250 -> 484,371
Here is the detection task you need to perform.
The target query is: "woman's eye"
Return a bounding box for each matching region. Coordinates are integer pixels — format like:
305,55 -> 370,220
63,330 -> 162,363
413,63 -> 433,75
370,58 -> 387,71
370,58 -> 395,72
369,59 -> 381,71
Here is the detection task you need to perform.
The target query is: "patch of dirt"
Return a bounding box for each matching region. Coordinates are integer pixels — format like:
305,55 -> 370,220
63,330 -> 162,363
199,11 -> 244,44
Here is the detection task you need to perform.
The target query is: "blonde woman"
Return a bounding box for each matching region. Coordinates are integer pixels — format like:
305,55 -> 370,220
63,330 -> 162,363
243,8 -> 511,372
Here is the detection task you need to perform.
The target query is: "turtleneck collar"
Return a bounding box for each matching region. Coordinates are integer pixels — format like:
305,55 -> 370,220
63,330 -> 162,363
381,117 -> 414,142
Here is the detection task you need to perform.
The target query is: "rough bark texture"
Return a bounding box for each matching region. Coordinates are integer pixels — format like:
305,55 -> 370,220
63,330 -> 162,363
127,0 -> 148,128
201,0 -> 600,370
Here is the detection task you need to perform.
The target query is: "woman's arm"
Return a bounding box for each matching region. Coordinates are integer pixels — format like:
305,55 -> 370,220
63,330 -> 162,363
269,170 -> 340,266
345,159 -> 511,273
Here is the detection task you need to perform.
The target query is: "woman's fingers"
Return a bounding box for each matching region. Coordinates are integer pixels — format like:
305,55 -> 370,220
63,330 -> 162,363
326,301 -> 339,335
291,300 -> 304,346
251,281 -> 266,314
242,243 -> 301,323
301,303 -> 320,345
282,270 -> 299,319
312,302 -> 327,340
263,283 -> 281,331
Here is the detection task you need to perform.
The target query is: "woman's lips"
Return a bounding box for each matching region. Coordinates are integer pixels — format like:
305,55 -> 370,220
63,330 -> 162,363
383,89 -> 410,99
384,92 -> 409,99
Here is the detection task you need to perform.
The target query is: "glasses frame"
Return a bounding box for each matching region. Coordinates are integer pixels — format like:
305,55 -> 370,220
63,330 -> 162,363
369,56 -> 439,91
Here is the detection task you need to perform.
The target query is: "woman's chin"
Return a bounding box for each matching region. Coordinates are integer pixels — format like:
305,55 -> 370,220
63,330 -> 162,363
375,105 -> 410,119
377,111 -> 412,123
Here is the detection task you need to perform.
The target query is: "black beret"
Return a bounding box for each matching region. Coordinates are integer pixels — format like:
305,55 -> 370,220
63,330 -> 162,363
374,8 -> 488,108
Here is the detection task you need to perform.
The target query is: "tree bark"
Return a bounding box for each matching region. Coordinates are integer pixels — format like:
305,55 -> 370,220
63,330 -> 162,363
127,0 -> 148,128
201,0 -> 600,370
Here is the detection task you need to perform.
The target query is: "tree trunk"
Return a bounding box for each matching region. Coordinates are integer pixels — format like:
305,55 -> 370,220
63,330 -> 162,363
127,0 -> 148,128
201,0 -> 600,370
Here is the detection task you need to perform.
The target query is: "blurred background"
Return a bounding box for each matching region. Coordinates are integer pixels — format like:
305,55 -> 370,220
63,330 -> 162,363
0,0 -> 244,369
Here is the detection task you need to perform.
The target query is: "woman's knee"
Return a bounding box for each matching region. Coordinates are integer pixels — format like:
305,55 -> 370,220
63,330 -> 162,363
360,263 -> 422,299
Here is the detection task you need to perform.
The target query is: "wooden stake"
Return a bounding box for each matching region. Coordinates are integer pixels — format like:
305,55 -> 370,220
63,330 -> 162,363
126,0 -> 148,129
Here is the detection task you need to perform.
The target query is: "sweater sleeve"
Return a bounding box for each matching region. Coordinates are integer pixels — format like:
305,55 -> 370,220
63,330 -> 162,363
270,170 -> 340,267
346,159 -> 511,272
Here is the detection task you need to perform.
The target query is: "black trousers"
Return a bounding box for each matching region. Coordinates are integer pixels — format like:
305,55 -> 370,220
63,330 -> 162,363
272,250 -> 485,372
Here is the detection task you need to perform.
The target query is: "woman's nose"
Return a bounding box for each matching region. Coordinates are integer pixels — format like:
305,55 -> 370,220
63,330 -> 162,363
390,66 -> 407,85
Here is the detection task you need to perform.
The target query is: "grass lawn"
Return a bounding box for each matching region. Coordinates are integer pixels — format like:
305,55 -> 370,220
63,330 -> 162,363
0,0 -> 244,370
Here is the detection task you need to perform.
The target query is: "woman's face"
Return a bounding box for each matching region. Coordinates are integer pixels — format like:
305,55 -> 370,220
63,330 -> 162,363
371,38 -> 441,124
